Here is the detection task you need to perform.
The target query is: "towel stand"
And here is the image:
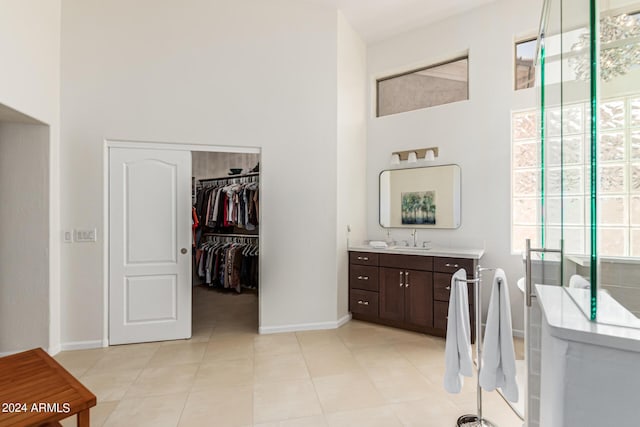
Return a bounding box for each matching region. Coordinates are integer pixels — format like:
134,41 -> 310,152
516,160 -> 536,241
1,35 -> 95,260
453,264 -> 501,427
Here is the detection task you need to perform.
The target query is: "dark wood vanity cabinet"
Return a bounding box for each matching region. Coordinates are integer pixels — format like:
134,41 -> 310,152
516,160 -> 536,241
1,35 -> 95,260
349,251 -> 476,339
379,268 -> 433,326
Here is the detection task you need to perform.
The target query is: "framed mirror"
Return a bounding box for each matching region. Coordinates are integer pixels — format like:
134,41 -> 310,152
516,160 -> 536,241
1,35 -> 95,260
379,164 -> 461,229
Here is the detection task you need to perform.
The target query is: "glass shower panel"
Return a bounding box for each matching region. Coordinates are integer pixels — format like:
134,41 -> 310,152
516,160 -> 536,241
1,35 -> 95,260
538,0 -> 640,328
540,0 -> 565,258
595,1 -> 640,326
523,3 -> 568,426
558,0 -> 595,319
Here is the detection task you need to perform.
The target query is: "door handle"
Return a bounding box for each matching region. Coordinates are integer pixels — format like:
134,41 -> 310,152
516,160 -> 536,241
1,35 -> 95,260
180,248 -> 188,254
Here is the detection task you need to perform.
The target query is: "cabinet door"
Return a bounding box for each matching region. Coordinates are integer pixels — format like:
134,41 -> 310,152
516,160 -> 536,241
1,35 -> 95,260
404,269 -> 433,327
379,267 -> 405,322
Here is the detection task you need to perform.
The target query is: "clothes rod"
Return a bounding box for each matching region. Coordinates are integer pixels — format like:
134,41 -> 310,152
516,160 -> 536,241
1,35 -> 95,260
199,172 -> 260,183
203,233 -> 258,238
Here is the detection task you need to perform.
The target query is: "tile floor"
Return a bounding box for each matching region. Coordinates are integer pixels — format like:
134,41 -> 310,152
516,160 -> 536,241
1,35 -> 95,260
55,286 -> 524,427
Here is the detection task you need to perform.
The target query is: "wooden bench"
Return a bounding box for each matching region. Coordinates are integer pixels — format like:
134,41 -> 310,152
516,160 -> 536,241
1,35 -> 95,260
0,348 -> 96,427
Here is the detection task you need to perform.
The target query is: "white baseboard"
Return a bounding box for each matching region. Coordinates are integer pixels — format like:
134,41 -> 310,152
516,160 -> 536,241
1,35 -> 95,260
1,344 -> 59,358
48,344 -> 61,356
259,313 -> 352,335
60,340 -> 104,352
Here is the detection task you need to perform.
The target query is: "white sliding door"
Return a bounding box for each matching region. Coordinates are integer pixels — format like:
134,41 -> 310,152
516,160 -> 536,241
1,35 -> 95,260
109,147 -> 191,345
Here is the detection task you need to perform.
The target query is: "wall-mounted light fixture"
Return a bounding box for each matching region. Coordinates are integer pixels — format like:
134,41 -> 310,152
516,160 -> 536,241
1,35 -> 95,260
390,147 -> 439,165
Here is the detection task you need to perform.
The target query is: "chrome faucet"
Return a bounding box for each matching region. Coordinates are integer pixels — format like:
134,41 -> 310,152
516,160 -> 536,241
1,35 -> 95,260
410,229 -> 417,247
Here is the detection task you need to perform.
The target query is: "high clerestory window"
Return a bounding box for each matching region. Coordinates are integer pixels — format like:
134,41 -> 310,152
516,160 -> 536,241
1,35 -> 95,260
376,56 -> 469,117
515,38 -> 536,90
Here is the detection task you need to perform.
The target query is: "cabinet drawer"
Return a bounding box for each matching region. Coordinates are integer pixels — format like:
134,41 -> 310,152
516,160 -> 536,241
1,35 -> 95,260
433,273 -> 453,302
433,300 -> 449,331
433,272 -> 474,302
350,289 -> 379,316
433,257 -> 474,274
349,265 -> 379,291
349,251 -> 379,266
379,254 -> 433,271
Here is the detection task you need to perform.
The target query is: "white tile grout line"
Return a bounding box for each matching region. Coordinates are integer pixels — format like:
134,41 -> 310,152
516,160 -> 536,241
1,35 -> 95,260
295,331 -> 329,425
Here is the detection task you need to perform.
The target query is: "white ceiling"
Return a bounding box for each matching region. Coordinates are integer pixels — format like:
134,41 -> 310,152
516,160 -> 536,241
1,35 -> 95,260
316,0 -> 497,43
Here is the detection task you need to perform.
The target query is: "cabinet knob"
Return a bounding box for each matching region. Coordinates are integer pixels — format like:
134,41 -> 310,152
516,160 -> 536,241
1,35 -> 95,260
445,286 -> 451,291
399,271 -> 404,287
357,300 -> 369,306
357,256 -> 369,261
357,276 -> 369,280
405,271 -> 409,287
445,263 -> 460,268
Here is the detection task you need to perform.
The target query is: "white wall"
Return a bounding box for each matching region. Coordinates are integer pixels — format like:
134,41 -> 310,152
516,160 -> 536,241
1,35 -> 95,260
0,123 -> 50,354
60,0 -> 344,343
337,12 -> 367,319
366,0 -> 542,332
0,0 -> 61,353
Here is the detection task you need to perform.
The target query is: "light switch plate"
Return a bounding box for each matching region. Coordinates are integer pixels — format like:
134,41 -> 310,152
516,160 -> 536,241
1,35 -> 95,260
63,231 -> 73,243
74,228 -> 97,243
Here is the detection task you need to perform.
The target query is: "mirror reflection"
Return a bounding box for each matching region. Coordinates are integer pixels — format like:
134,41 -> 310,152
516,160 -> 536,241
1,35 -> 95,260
379,165 -> 461,229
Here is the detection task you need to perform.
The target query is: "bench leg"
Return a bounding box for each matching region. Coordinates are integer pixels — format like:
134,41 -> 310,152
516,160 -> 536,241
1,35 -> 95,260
77,409 -> 90,427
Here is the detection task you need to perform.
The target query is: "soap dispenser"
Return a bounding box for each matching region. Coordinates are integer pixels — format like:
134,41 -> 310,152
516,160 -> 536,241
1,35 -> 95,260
385,230 -> 395,247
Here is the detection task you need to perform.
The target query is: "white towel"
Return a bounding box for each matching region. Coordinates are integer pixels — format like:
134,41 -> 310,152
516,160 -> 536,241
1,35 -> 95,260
479,269 -> 519,402
569,274 -> 590,289
368,241 -> 388,249
444,268 -> 473,393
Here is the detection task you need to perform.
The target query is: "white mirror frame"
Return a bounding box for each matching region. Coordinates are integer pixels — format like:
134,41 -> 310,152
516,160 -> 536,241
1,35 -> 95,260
379,164 -> 461,229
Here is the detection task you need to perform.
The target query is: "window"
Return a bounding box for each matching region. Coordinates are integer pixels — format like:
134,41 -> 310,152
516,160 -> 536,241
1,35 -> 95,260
376,56 -> 468,117
515,38 -> 536,90
511,95 -> 640,256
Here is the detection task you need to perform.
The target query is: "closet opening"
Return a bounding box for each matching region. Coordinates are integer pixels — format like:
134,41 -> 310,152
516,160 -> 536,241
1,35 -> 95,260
191,151 -> 260,336
0,103 -> 50,355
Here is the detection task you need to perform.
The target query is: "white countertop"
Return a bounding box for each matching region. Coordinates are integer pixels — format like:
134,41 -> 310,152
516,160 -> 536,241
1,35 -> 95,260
348,244 -> 484,260
536,284 -> 640,353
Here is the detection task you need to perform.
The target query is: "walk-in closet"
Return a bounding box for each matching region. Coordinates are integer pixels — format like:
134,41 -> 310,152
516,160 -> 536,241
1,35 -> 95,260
191,151 -> 260,335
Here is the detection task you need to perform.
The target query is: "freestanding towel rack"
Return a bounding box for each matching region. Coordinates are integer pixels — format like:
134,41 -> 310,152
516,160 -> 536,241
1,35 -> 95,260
453,264 -> 501,427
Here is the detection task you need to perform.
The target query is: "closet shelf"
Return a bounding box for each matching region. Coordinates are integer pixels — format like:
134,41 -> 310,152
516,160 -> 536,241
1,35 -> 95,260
203,232 -> 258,238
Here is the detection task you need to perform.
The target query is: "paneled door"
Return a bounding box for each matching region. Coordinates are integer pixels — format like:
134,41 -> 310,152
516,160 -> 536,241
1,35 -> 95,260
379,267 -> 405,321
109,147 -> 192,345
403,269 -> 432,327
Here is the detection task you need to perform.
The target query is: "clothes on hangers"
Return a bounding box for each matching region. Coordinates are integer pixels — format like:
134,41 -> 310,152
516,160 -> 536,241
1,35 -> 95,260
195,179 -> 259,234
196,238 -> 259,292
192,207 -> 199,247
